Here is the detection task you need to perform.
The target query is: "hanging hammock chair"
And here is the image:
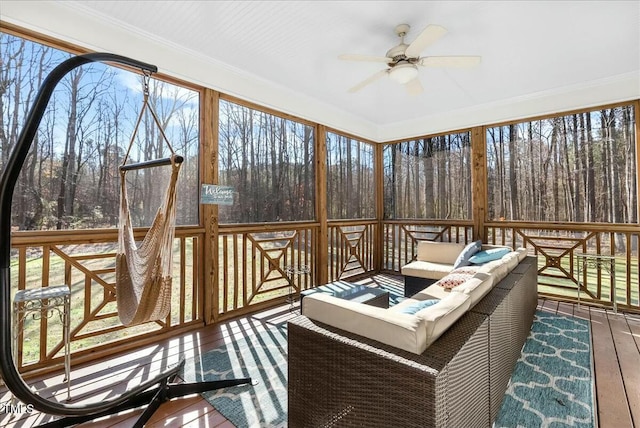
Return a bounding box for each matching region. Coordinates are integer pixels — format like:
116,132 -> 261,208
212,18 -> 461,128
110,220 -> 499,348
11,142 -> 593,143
0,53 -> 251,427
116,78 -> 181,326
116,159 -> 180,325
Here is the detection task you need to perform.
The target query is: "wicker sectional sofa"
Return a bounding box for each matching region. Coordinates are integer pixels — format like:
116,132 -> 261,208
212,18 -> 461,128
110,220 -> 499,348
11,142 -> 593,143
287,254 -> 538,427
402,241 -> 512,297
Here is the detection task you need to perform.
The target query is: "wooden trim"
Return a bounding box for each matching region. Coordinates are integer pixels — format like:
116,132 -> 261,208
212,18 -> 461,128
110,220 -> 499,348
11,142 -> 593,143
11,227 -> 204,245
316,124 -> 329,285
384,127 -> 473,146
383,219 -> 474,226
218,221 -> 320,233
471,125 -> 487,241
201,88 -> 219,324
0,21 -> 203,93
0,21 -> 86,55
635,100 -> 640,224
327,219 -> 377,226
218,93 -> 318,128
324,127 -> 378,146
483,99 -> 639,130
484,220 -> 640,233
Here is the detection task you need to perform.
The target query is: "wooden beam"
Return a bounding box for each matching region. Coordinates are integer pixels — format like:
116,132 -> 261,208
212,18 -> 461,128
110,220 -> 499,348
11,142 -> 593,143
375,143 -> 384,272
201,88 -> 219,324
471,126 -> 487,242
316,124 -> 328,286
635,99 -> 640,224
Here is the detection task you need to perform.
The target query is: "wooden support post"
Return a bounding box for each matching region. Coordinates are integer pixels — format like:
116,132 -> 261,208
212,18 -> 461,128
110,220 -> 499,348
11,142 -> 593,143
374,143 -> 384,272
635,100 -> 640,224
316,125 -> 328,286
201,88 -> 219,324
471,126 -> 487,242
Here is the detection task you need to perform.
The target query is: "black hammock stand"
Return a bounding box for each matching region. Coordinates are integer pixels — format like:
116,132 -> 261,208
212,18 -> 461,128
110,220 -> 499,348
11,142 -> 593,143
0,53 -> 251,427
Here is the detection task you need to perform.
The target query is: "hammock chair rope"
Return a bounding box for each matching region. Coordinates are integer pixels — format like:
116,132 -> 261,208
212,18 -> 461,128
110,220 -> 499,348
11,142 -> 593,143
116,82 -> 181,326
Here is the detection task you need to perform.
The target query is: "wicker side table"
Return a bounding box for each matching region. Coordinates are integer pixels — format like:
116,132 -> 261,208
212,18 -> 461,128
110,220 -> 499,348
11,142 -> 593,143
13,285 -> 71,401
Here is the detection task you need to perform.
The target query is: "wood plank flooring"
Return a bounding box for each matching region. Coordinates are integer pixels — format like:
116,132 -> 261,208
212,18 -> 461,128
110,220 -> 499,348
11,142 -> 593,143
537,298 -> 639,428
1,275 -> 638,427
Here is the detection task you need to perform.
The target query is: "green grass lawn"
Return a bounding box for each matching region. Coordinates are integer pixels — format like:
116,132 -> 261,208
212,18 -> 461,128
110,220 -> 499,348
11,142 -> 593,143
11,238 -> 638,366
537,255 -> 639,307
11,239 -> 197,365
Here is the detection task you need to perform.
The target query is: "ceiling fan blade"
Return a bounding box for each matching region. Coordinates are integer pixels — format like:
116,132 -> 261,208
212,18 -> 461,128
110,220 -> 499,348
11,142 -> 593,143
419,56 -> 482,68
405,25 -> 447,57
405,77 -> 423,95
339,54 -> 392,63
348,69 -> 388,93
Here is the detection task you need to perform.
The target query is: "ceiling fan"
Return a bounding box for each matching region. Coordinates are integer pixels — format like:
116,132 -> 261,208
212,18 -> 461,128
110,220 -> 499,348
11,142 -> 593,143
339,23 -> 481,95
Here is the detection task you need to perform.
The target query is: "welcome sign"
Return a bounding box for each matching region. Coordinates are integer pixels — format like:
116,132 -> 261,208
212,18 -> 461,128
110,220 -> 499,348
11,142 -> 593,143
201,184 -> 235,205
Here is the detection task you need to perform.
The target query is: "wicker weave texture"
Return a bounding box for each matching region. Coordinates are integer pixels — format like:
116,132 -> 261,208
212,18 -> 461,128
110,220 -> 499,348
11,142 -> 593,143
288,312 -> 490,427
470,287 -> 514,422
288,257 -> 538,427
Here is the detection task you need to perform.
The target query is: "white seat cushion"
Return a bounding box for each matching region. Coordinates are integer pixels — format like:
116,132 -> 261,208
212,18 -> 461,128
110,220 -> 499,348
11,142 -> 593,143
477,259 -> 511,283
515,247 -> 529,262
302,293 -> 429,354
415,292 -> 471,347
417,241 -> 466,264
452,273 -> 494,306
413,283 -> 456,300
401,260 -> 452,279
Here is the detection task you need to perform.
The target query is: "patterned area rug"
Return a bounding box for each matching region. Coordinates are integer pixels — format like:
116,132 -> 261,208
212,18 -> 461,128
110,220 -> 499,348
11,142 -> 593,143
181,322 -> 288,428
183,306 -> 593,428
494,311 -> 595,428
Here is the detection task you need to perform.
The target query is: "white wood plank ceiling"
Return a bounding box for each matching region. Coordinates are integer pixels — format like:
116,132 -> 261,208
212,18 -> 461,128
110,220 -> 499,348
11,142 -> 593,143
1,1 -> 639,141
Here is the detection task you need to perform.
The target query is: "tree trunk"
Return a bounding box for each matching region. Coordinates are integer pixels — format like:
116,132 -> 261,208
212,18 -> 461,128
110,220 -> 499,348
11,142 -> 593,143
423,138 -> 434,218
508,124 -> 519,219
585,113 -> 596,222
571,114 -> 583,222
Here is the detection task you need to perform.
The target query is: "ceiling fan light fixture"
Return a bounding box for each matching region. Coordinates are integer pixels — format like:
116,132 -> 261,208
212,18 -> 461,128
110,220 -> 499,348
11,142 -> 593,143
389,62 -> 418,84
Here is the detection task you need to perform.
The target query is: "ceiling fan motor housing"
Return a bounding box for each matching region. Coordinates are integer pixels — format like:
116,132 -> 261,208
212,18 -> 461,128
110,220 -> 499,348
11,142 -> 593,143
386,44 -> 411,64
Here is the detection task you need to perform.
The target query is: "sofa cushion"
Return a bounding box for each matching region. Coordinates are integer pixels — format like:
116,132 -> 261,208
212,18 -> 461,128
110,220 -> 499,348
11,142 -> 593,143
452,273 -> 494,306
453,240 -> 482,269
401,260 -> 452,280
469,247 -> 511,264
515,247 -> 528,262
415,292 -> 471,347
413,282 -> 456,300
302,293 -> 429,354
501,251 -> 520,271
477,259 -> 511,283
450,266 -> 481,276
395,298 -> 440,315
416,241 -> 466,265
438,273 -> 473,289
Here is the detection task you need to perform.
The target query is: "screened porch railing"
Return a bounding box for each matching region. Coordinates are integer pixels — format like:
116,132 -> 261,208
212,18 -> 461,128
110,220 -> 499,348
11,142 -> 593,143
9,227 -> 203,375
8,219 -> 639,375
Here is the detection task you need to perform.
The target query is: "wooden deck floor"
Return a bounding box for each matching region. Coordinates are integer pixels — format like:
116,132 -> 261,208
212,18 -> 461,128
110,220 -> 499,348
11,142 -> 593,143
1,275 -> 638,427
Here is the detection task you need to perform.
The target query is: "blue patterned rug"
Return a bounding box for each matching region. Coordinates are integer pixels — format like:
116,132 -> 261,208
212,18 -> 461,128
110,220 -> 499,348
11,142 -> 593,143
183,308 -> 593,428
181,322 -> 288,428
494,311 -> 595,428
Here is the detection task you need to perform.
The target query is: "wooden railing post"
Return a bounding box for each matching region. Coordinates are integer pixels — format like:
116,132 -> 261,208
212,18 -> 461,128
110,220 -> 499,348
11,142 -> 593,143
316,125 -> 328,286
